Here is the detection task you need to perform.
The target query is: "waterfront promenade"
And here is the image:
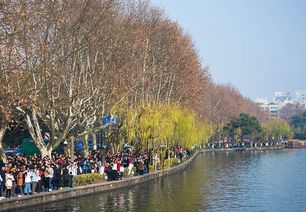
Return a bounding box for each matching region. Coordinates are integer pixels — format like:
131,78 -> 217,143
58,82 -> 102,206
0,147 -> 283,211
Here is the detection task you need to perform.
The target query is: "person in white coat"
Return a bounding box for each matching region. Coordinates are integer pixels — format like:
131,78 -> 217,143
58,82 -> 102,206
24,169 -> 32,195
5,171 -> 14,198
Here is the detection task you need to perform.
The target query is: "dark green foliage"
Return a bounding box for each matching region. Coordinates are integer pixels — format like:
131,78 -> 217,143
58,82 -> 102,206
290,111 -> 306,140
225,113 -> 261,142
239,113 -> 261,140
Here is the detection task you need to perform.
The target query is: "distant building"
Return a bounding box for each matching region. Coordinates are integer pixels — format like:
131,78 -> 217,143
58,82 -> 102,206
268,102 -> 280,118
294,90 -> 306,109
256,90 -> 306,119
255,98 -> 269,110
255,98 -> 279,118
273,91 -> 293,107
273,91 -> 292,103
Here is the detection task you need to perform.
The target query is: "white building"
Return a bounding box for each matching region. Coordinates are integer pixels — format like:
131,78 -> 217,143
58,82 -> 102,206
294,90 -> 306,109
273,91 -> 293,107
268,102 -> 280,118
255,98 -> 280,118
255,98 -> 269,111
256,90 -> 306,118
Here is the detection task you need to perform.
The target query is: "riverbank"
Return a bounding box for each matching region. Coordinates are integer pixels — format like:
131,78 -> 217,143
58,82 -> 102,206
0,147 -> 284,211
219,146 -> 284,151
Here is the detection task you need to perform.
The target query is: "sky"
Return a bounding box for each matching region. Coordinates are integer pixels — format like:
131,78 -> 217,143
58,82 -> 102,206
150,0 -> 306,100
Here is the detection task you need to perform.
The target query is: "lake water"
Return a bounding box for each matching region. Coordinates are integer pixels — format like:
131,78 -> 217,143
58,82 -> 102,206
21,149 -> 306,211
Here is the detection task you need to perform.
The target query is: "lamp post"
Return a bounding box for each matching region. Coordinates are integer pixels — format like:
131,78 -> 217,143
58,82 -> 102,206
63,140 -> 69,157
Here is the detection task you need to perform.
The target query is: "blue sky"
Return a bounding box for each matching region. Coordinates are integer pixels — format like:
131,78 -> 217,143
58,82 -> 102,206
150,0 -> 306,99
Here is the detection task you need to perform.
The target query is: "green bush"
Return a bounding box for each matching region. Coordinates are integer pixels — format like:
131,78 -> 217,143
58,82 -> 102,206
73,173 -> 106,186
163,159 -> 170,168
124,167 -> 129,177
149,165 -> 155,172
157,162 -> 161,170
172,158 -> 181,167
131,167 -> 137,176
164,158 -> 180,168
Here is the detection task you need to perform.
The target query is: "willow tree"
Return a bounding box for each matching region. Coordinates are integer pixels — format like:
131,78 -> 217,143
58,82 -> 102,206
262,119 -> 293,142
197,122 -> 214,146
173,110 -> 196,148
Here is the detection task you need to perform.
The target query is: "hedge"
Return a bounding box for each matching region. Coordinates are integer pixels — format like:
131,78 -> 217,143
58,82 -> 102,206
164,158 -> 180,168
73,173 -> 106,186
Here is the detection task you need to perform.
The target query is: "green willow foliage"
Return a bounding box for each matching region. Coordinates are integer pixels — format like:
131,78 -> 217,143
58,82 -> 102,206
120,103 -> 214,151
262,119 -> 293,141
221,114 -> 293,143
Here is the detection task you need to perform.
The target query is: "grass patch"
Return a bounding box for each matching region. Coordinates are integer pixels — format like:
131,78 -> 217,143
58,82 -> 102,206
73,173 -> 106,186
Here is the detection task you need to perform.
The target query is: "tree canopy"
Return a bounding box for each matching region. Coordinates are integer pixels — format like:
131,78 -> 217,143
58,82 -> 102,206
0,0 -> 267,158
262,119 -> 293,142
224,113 -> 261,143
290,111 -> 306,140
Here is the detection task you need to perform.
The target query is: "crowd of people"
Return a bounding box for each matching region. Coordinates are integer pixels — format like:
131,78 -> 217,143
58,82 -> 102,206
0,152 -> 77,199
0,146 -> 189,200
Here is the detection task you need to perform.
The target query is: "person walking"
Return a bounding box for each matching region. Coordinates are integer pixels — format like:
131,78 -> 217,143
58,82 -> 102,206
67,164 -> 74,188
24,169 -> 32,195
47,164 -> 54,191
5,171 -> 14,198
0,167 -> 5,199
63,166 -> 69,188
0,173 -> 3,199
43,166 -> 50,191
0,166 -> 6,198
138,160 -> 144,175
16,168 -> 24,197
11,167 -> 17,197
37,167 -> 43,193
31,167 -> 39,194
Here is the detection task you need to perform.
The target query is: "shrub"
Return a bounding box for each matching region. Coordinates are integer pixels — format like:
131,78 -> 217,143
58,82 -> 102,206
73,173 -> 105,186
164,158 -> 180,168
157,162 -> 161,170
124,167 -> 129,177
149,165 -> 155,172
131,167 -> 137,176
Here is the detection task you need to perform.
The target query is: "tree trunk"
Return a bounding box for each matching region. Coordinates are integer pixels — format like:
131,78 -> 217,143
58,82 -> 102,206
49,107 -> 73,152
24,108 -> 49,158
70,137 -> 75,161
84,134 -> 89,158
40,146 -> 49,159
47,147 -> 53,158
92,133 -> 97,151
0,128 -> 7,163
64,143 -> 69,158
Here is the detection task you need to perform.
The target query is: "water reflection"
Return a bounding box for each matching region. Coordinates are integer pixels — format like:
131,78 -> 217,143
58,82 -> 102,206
20,149 -> 306,212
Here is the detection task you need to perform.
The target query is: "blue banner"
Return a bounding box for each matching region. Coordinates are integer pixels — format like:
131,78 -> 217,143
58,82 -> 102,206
103,115 -> 111,125
76,140 -> 84,152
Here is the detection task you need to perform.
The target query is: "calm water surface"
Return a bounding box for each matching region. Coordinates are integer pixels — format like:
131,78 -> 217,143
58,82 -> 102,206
21,149 -> 306,211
